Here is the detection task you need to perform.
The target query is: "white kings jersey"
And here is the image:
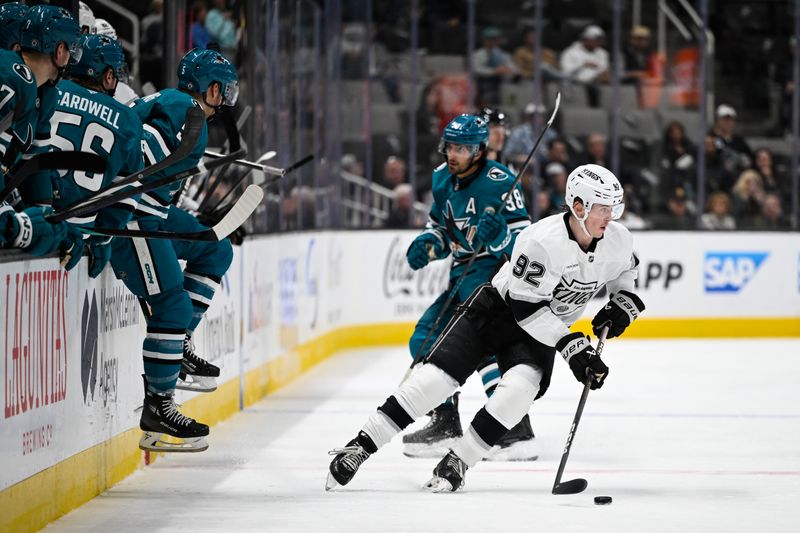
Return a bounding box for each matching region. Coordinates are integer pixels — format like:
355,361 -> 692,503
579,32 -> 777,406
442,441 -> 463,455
491,212 -> 638,347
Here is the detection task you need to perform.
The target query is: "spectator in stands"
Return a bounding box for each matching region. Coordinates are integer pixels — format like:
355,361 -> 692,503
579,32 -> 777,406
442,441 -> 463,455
652,187 -> 695,230
206,0 -> 239,59
545,161 -> 567,212
749,193 -> 789,230
140,0 -> 164,90
545,137 -> 573,170
703,133 -> 734,193
282,187 -> 316,230
504,103 -> 559,168
583,132 -> 609,167
660,121 -> 696,194
710,104 -> 753,175
536,190 -> 558,220
342,153 -> 365,177
559,24 -> 609,107
512,26 -> 561,81
731,169 -> 765,223
385,184 -> 423,229
472,26 -> 518,105
700,191 -> 736,230
621,25 -> 653,86
480,107 -> 509,164
190,1 -> 211,50
382,156 -> 407,189
753,148 -> 785,195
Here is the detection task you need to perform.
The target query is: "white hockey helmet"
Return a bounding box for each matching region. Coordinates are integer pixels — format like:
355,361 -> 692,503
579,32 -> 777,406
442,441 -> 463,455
78,2 -> 95,33
565,164 -> 624,234
93,18 -> 117,40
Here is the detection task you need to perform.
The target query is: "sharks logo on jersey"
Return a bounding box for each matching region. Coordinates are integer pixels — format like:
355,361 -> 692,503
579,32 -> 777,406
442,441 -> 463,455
487,167 -> 508,182
443,200 -> 476,253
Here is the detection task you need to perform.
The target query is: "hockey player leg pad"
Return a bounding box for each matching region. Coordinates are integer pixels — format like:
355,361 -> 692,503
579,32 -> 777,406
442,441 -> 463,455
483,364 -> 542,430
362,409 -> 403,450
394,363 -> 459,420
470,407 -> 512,450
378,396 -> 415,429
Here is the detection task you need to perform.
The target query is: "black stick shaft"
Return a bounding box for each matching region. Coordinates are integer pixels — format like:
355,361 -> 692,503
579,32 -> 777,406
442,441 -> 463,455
552,327 -> 608,493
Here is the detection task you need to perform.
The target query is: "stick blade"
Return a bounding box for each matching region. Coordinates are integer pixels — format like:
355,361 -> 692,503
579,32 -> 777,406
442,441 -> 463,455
212,184 -> 264,240
552,478 -> 588,495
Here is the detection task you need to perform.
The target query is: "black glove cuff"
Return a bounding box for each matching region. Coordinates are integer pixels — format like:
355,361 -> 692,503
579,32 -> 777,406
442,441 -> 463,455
556,332 -> 593,363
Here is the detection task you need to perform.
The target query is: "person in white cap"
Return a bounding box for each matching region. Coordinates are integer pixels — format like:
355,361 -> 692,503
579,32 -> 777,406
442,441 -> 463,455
710,104 -> 753,173
560,24 -> 609,85
92,17 -> 139,105
505,102 -> 559,168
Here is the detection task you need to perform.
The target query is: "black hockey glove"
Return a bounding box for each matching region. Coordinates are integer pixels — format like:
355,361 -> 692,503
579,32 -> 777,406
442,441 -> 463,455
591,290 -> 645,339
556,332 -> 608,390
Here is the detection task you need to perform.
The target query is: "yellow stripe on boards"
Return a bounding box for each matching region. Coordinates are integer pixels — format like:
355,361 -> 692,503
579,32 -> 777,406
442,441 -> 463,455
2,317 -> 797,532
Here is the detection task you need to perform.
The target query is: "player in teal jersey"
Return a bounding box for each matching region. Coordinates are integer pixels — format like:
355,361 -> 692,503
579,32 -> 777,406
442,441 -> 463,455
32,34 -> 144,275
109,48 -> 239,453
0,5 -> 81,256
401,114 -> 538,461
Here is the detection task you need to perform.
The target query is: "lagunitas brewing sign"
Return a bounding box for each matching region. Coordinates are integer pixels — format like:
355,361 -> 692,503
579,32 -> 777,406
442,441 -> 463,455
382,235 -> 450,317
4,269 -> 69,419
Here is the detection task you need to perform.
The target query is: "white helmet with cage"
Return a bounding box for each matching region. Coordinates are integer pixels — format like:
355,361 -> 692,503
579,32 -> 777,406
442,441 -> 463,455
565,164 -> 624,236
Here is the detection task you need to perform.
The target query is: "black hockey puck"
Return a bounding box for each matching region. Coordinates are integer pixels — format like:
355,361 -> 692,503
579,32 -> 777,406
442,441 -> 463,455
594,496 -> 612,505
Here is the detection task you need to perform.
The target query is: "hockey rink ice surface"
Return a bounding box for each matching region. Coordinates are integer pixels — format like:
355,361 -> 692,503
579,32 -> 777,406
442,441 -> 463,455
47,339 -> 800,533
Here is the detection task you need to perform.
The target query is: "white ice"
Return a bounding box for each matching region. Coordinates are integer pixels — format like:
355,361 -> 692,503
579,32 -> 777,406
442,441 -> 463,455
46,339 -> 800,533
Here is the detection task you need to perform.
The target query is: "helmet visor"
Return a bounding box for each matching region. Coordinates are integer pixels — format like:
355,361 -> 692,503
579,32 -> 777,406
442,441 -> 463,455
68,39 -> 83,63
591,202 -> 625,220
611,202 -> 625,220
223,80 -> 239,106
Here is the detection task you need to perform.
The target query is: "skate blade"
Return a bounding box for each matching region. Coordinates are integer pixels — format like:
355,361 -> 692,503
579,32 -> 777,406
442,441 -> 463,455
139,433 -> 209,453
423,476 -> 455,493
324,472 -> 340,491
402,438 -> 457,459
483,439 -> 539,462
175,375 -> 218,393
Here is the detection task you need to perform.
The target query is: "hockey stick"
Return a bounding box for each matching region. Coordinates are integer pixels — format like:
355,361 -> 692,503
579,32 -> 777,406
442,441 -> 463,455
402,93 -> 562,380
80,184 -> 263,241
50,106 -> 204,216
205,150 -> 312,177
48,148 -> 247,222
207,153 -> 314,217
0,151 -> 107,202
195,150 -> 276,213
552,326 -> 609,495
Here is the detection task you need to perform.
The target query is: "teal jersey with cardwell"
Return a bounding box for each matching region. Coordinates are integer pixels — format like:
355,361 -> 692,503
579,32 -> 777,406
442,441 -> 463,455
129,88 -> 208,220
34,79 -> 144,228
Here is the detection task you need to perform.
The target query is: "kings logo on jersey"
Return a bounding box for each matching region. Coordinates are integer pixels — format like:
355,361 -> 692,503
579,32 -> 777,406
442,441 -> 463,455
551,278 -> 599,315
704,252 -> 768,293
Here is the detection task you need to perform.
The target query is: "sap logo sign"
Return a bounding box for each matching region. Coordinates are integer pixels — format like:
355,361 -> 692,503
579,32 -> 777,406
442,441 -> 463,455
704,252 -> 768,293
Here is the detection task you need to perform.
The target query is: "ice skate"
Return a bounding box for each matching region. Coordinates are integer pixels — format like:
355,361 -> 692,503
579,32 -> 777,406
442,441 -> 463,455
139,376 -> 209,453
326,431 -> 375,491
484,414 -> 538,461
402,392 -> 463,458
176,336 -> 219,392
423,450 -> 468,493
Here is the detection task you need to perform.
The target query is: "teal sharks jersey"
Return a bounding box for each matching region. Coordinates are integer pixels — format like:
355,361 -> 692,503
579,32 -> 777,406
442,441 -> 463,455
423,159 -> 531,283
0,50 -> 38,180
129,88 -> 208,220
42,79 -> 144,228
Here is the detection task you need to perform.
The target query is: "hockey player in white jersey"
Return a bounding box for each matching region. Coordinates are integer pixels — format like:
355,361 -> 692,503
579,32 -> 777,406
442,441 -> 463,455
327,164 -> 645,491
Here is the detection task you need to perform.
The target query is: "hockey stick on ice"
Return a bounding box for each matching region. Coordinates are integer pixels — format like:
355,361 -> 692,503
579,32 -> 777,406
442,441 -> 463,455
402,93 -> 562,381
80,184 -> 263,241
0,151 -> 107,202
50,106 -> 205,216
48,148 -> 247,222
552,326 -> 609,495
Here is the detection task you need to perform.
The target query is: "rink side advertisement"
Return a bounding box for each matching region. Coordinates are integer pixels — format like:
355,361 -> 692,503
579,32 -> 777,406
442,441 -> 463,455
1,230 -> 798,521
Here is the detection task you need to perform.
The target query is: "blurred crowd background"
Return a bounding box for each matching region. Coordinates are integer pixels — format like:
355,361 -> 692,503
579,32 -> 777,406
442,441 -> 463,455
33,0 -> 800,233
